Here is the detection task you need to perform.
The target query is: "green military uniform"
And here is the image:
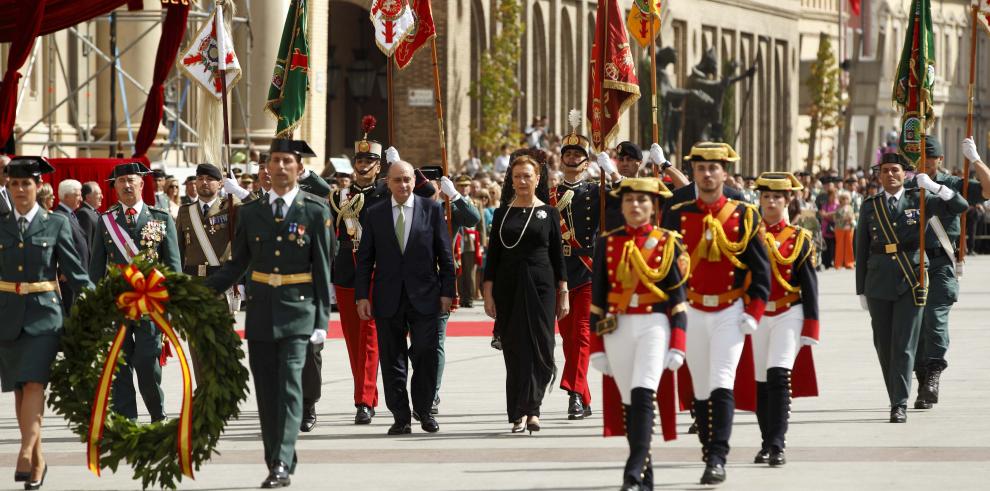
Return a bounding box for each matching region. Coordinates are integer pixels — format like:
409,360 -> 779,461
90,182 -> 181,421
0,159 -> 94,392
205,172 -> 335,475
855,174 -> 967,418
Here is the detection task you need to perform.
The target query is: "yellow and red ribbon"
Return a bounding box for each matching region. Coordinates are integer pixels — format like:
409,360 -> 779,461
87,265 -> 195,479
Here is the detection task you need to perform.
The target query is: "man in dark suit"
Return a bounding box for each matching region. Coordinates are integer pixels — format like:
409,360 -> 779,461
53,179 -> 90,311
76,181 -> 103,249
355,160 -> 456,436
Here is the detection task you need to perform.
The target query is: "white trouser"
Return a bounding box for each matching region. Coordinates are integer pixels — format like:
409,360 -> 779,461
686,300 -> 745,398
753,306 -> 803,382
604,313 -> 669,405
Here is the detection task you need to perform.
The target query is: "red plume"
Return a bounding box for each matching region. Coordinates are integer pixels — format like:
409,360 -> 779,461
361,115 -> 377,137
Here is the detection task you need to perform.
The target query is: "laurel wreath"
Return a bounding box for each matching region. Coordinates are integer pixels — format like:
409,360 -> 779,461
48,257 -> 250,489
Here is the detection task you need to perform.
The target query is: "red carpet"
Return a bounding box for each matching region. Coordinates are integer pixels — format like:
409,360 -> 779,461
235,319 -> 494,339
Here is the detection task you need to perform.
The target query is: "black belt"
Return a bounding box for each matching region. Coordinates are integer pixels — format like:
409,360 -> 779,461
871,241 -> 919,254
183,264 -> 222,277
926,247 -> 953,259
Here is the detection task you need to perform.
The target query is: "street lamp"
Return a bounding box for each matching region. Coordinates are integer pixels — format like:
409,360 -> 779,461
347,49 -> 377,101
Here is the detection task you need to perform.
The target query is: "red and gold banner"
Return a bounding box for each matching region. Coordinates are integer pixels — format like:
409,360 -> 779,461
587,0 -> 641,152
87,266 -> 195,479
394,0 -> 436,70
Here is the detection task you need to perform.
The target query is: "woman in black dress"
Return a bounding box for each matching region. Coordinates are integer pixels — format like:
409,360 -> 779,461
483,155 -> 568,433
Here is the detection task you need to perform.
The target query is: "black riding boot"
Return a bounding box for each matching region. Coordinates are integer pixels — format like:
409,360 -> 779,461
766,368 -> 791,466
700,388 -> 733,484
754,381 -> 770,463
692,399 -> 710,462
622,388 -> 656,490
915,368 -> 933,409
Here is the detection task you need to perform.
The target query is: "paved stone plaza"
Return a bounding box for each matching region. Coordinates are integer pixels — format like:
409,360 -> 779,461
2,258 -> 989,490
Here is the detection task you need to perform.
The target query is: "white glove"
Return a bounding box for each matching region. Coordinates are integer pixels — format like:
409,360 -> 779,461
664,349 -> 685,372
649,143 -> 666,166
223,178 -> 250,200
439,176 -> 461,200
915,173 -> 940,193
590,352 -> 612,377
300,168 -> 312,179
800,336 -> 819,347
859,295 -> 869,311
963,137 -> 982,163
597,152 -> 617,176
739,313 -> 758,335
385,146 -> 401,164
310,329 -> 327,345
339,187 -> 350,200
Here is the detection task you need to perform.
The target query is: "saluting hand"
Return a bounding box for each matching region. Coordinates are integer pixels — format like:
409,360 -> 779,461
356,299 -> 373,321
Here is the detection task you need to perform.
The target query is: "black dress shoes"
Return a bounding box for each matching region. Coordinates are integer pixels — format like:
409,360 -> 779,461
753,449 -> 770,464
699,463 -> 726,484
260,461 -> 290,489
354,405 -> 374,425
431,397 -> 440,415
567,392 -> 585,420
914,397 -> 933,410
619,481 -> 643,491
421,415 -> 440,433
768,450 -> 786,467
583,404 -> 592,418
890,406 -> 907,423
300,406 -> 317,432
388,422 -> 412,435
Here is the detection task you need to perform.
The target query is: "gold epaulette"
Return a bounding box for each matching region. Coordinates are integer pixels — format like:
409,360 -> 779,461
601,226 -> 625,237
670,199 -> 693,211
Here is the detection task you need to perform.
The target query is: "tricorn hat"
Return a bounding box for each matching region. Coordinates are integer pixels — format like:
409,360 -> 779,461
354,115 -> 383,160
4,156 -> 55,179
873,151 -> 914,171
107,162 -> 151,181
684,142 -> 740,164
755,172 -> 804,192
269,139 -> 317,159
609,177 -> 673,199
560,109 -> 591,158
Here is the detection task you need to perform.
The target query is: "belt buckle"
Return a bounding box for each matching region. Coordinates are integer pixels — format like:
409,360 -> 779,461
630,293 -> 639,308
885,243 -> 898,254
14,282 -> 22,295
267,274 -> 283,287
563,244 -> 572,256
767,300 -> 777,312
702,295 -> 718,308
198,264 -> 208,277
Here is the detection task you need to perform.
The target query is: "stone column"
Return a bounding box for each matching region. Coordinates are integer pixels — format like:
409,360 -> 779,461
234,0 -> 289,144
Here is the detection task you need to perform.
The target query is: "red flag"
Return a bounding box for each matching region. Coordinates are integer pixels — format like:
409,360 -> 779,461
587,0 -> 640,152
394,0 -> 436,70
849,0 -> 861,15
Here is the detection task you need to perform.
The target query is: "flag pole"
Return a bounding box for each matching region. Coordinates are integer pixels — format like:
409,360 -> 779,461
216,1 -> 238,258
597,1 -> 608,233
429,36 -> 454,235
960,3 -> 978,263
387,55 -> 395,148
917,9 -> 927,291
649,4 -> 659,146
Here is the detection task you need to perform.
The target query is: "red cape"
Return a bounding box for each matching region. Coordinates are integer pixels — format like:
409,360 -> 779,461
601,370 -> 678,441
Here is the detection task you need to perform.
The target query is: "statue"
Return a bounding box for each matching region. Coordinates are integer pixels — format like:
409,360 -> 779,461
680,48 -> 757,152
655,47 -> 714,160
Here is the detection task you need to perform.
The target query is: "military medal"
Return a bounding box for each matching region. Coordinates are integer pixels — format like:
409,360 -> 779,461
288,233 -> 297,241
296,225 -> 306,246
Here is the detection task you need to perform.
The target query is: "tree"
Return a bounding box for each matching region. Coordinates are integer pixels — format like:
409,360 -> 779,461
468,0 -> 524,161
803,32 -> 845,172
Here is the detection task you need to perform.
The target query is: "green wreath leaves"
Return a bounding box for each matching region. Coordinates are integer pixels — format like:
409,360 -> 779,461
48,257 -> 250,489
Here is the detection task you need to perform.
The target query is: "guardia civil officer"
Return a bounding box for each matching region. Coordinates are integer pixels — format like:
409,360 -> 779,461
1,157 -> 93,490
855,151 -> 967,423
205,139 -> 335,488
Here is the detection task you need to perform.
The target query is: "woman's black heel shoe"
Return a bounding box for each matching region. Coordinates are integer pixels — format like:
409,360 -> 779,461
526,417 -> 540,435
24,464 -> 46,490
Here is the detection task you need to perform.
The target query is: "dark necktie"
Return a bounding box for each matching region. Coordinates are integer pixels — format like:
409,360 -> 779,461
887,195 -> 897,214
18,216 -> 27,234
274,198 -> 285,221
202,203 -> 210,218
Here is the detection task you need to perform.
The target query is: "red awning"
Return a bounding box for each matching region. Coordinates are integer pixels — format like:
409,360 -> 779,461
0,0 -> 142,44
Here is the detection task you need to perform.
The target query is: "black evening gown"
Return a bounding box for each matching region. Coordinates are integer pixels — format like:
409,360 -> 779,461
484,204 -> 566,422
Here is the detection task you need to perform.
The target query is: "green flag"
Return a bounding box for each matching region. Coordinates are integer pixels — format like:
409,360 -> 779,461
892,0 -> 935,169
266,0 -> 309,138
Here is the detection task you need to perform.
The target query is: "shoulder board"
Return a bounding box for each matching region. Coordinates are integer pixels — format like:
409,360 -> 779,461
303,193 -> 329,205
670,200 -> 694,211
179,202 -> 195,211
148,206 -> 170,216
601,226 -> 625,237
102,205 -> 121,215
661,228 -> 684,241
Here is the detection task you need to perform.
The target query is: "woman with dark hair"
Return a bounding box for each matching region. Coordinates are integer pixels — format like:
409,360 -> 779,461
0,157 -> 93,490
483,155 -> 567,433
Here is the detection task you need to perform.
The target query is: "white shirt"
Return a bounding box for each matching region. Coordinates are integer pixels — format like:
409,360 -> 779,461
493,154 -> 510,174
391,195 -> 414,251
198,197 -> 219,215
119,200 -> 144,218
884,187 -> 905,206
13,202 -> 40,229
269,186 -> 300,217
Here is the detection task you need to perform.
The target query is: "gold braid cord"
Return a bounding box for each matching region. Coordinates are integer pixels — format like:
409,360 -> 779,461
554,189 -> 574,211
616,230 -> 679,302
695,204 -> 757,269
330,193 -> 365,230
763,227 -> 812,293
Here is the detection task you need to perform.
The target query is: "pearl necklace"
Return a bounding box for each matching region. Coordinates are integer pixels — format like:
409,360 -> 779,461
499,198 -> 536,249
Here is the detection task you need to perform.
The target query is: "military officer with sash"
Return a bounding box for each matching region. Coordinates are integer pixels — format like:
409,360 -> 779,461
89,162 -> 181,423
660,142 -> 770,485
855,152 -> 968,423
1,157 -> 94,490
589,178 -> 688,491
908,137 -> 990,409
205,138 -> 334,488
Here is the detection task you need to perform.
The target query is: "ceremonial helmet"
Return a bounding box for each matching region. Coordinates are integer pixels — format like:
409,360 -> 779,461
560,109 -> 591,159
610,177 -> 673,199
684,142 -> 740,165
354,115 -> 383,160
755,172 -> 804,193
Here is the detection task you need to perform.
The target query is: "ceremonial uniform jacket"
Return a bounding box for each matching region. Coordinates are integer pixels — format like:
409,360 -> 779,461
89,203 -> 182,281
762,220 -> 819,340
551,179 -> 604,289
205,191 -> 335,340
329,180 -> 390,288
855,187 -> 968,302
588,224 -> 689,354
0,209 -> 93,340
905,171 -> 984,247
176,198 -> 238,277
661,194 -> 770,319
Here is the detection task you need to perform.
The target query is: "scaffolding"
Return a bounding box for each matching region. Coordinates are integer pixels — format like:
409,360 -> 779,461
11,2 -> 256,167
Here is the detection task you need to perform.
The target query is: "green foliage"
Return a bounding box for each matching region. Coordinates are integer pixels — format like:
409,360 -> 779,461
721,59 -> 737,145
468,0 -> 524,161
48,256 -> 250,490
803,32 -> 845,171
